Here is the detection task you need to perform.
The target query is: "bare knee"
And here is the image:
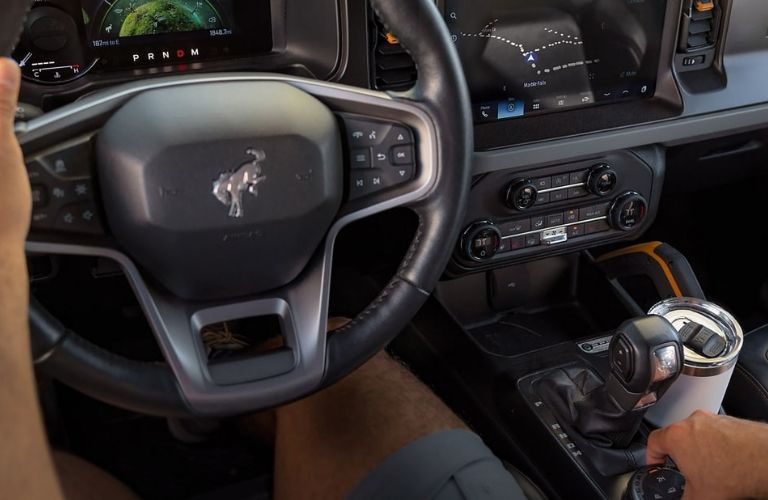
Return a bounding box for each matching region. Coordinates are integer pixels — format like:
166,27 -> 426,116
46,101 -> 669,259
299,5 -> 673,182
52,451 -> 139,500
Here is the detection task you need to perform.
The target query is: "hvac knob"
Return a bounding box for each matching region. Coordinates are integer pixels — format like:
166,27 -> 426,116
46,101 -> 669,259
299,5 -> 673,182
505,179 -> 538,211
609,192 -> 648,232
461,221 -> 502,262
586,164 -> 618,197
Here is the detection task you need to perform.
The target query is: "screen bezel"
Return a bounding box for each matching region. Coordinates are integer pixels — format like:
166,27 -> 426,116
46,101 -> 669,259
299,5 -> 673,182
436,0 -> 684,149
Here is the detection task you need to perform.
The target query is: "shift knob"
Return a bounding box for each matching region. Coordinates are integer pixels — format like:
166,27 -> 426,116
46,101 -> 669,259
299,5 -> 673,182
607,316 -> 683,413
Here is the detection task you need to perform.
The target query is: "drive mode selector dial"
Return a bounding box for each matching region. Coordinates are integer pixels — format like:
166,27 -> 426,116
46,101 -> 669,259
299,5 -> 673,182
587,163 -> 618,197
610,192 -> 648,231
461,221 -> 502,262
505,179 -> 538,211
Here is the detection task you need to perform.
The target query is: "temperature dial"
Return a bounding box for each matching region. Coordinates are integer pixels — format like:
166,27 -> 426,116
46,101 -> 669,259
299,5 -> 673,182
609,192 -> 648,231
461,222 -> 502,262
12,6 -> 96,84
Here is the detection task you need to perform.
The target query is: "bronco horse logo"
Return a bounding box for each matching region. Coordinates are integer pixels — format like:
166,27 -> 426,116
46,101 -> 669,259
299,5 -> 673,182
212,149 -> 268,218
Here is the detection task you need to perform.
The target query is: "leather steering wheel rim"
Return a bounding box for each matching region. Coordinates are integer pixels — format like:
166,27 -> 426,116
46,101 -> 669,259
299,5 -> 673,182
7,0 -> 473,416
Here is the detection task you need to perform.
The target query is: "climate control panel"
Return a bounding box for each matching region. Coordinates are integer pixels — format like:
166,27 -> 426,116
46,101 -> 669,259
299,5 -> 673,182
453,150 -> 660,271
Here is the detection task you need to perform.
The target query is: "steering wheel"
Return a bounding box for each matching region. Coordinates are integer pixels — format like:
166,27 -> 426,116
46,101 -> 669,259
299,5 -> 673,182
4,0 -> 473,417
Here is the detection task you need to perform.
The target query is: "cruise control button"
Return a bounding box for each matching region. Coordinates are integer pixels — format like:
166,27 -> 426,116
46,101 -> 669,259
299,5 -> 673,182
391,145 -> 414,165
55,202 -> 102,234
31,210 -> 53,228
37,140 -> 93,179
31,184 -> 49,209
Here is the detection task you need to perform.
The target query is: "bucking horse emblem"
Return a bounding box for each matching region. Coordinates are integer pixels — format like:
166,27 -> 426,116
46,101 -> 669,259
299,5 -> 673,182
212,148 -> 268,218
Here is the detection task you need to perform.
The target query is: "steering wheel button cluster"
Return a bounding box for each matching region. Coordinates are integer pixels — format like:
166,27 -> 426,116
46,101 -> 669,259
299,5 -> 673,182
342,114 -> 416,200
25,139 -> 101,235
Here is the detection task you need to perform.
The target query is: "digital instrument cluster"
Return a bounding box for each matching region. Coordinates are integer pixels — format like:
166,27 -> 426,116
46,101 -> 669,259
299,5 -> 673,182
12,0 -> 272,84
442,0 -> 667,122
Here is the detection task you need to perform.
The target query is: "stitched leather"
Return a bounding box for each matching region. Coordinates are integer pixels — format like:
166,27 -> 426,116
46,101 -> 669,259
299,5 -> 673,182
723,326 -> 768,421
322,0 -> 473,387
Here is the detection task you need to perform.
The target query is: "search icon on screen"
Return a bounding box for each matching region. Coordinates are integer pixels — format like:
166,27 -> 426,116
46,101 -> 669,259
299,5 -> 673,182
450,12 -> 458,19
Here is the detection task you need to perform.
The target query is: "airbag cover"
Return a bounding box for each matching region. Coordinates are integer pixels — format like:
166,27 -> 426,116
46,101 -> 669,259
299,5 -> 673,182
98,81 -> 342,300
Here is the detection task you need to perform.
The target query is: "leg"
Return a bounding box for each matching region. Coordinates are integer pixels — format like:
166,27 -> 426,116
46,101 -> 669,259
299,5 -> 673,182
273,351 -> 467,500
52,451 -> 139,500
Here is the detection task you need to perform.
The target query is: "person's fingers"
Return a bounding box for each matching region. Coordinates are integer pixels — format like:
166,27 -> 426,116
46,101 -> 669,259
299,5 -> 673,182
646,426 -> 673,465
0,58 -> 21,133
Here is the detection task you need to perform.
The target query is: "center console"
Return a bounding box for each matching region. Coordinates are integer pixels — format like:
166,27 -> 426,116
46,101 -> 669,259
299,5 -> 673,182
395,239 -> 743,499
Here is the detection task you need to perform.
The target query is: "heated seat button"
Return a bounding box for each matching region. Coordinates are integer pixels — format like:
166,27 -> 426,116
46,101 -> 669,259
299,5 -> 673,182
567,223 -> 585,238
500,219 -> 531,237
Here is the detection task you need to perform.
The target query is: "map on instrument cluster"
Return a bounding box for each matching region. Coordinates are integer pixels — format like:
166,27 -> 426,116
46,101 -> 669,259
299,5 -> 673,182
84,0 -> 231,40
444,0 -> 666,122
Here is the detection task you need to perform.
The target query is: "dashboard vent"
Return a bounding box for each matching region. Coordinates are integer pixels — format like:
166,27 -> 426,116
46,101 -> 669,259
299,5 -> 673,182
679,0 -> 722,52
370,16 -> 417,91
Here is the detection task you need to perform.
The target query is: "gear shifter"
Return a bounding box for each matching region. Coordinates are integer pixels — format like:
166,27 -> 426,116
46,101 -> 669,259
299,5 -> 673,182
573,316 -> 684,447
535,316 -> 683,475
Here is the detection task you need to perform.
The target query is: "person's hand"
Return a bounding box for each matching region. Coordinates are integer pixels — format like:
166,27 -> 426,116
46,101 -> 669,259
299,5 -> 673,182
0,58 -> 30,247
647,410 -> 768,500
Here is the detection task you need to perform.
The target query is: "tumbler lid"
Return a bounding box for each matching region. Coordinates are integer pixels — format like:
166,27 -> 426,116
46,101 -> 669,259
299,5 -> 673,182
649,297 -> 743,377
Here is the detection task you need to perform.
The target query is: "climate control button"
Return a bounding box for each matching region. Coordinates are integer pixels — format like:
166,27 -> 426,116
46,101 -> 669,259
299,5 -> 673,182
609,192 -> 648,231
461,221 -> 502,262
505,179 -> 538,211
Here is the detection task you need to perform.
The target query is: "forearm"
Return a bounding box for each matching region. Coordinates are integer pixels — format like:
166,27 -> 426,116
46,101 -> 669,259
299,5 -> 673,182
0,244 -> 64,500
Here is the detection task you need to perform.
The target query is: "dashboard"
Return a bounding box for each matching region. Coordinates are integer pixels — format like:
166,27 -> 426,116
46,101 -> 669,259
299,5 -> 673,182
13,0 -> 768,270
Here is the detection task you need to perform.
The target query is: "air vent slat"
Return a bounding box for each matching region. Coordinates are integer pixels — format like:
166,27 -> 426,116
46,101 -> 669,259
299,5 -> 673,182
688,19 -> 712,35
371,15 -> 416,91
687,33 -> 709,49
376,53 -> 416,71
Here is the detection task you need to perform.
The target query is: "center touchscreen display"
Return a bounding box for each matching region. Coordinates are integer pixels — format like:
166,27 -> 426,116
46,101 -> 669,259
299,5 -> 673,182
443,0 -> 667,122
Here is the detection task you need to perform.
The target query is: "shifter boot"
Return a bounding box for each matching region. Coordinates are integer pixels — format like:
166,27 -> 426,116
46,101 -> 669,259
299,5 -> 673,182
536,365 -> 647,476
